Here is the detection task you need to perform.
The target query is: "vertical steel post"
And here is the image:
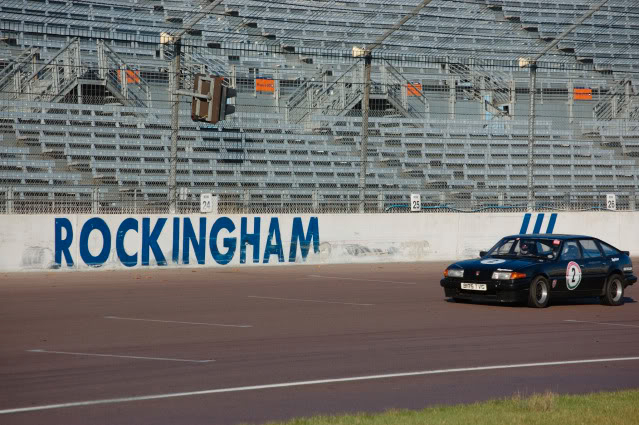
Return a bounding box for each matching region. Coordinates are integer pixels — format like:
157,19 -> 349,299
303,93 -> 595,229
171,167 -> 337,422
7,186 -> 13,214
527,62 -> 537,212
168,40 -> 182,214
92,187 -> 98,214
358,54 -> 372,213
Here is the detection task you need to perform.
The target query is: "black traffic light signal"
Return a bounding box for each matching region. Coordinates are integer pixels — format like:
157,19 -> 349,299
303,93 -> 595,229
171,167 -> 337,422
191,74 -> 236,124
219,84 -> 236,121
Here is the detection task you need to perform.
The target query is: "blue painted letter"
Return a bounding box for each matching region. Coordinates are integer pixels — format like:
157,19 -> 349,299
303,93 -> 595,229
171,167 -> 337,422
240,217 -> 260,264
288,217 -> 320,262
116,218 -> 138,267
172,217 -> 180,264
142,218 -> 167,266
263,217 -> 284,263
79,217 -> 111,267
209,217 -> 236,265
183,217 -> 206,265
54,218 -> 74,267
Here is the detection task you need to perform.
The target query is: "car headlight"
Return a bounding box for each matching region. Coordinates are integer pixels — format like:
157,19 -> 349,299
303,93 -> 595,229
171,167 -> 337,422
444,268 -> 464,278
492,271 -> 527,280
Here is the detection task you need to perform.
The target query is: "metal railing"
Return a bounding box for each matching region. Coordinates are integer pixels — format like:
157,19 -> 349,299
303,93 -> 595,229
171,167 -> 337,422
1,186 -> 636,215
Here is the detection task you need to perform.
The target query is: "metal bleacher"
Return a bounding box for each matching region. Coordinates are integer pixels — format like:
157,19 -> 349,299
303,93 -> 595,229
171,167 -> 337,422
1,0 -> 639,213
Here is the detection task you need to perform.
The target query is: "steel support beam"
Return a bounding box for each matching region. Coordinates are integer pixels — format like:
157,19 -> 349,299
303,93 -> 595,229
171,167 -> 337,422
358,55 -> 372,213
527,63 -> 537,212
168,40 -> 181,214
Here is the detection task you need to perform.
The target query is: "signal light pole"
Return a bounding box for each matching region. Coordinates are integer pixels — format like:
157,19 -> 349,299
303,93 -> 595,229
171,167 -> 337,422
168,38 -> 182,215
166,0 -> 224,214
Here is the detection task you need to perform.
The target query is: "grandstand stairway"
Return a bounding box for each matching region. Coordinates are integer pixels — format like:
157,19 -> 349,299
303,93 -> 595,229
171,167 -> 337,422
0,39 -> 152,108
447,61 -> 512,118
593,77 -> 639,121
286,62 -> 429,129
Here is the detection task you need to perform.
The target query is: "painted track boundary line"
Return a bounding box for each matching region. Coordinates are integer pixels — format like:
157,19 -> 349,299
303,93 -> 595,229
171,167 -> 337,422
564,319 -> 639,328
26,349 -> 215,363
104,316 -> 253,328
2,356 -> 639,415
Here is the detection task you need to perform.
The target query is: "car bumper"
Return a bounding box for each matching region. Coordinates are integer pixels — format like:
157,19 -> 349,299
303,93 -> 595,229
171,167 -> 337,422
625,274 -> 637,286
440,278 -> 531,303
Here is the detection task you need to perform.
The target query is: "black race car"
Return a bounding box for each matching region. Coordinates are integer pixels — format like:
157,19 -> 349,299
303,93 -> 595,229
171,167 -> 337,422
440,234 -> 636,308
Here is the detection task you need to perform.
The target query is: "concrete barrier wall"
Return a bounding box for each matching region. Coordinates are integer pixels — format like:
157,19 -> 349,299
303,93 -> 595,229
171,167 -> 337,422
1,212 -> 638,272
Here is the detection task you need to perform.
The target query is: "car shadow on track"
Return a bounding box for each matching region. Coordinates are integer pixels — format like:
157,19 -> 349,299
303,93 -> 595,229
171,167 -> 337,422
549,296 -> 636,306
445,297 -> 636,308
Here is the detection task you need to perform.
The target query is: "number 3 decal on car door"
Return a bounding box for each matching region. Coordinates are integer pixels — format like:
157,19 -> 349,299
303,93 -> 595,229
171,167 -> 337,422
566,261 -> 582,290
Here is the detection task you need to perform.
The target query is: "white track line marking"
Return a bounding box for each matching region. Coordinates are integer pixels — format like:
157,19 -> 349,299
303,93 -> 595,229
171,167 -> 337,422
104,316 -> 252,328
307,275 -> 416,285
564,319 -> 639,328
26,349 -> 214,363
248,295 -> 373,306
3,356 -> 639,415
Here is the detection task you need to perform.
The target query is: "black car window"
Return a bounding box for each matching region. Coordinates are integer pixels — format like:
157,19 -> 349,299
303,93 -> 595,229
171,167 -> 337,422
514,239 -> 539,256
598,241 -> 619,256
488,238 -> 559,259
494,239 -> 515,255
579,239 -> 603,259
560,241 -> 581,261
514,239 -> 553,257
535,240 -> 556,258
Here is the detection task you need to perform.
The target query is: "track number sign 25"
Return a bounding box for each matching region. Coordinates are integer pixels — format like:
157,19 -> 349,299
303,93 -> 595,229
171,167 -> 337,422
410,194 -> 421,212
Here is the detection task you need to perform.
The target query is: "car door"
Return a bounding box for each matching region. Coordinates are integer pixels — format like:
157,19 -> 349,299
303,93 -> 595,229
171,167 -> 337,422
577,239 -> 607,295
553,240 -> 585,294
538,239 -> 567,296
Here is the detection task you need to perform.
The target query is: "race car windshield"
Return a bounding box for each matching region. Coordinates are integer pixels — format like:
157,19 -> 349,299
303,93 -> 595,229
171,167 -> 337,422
487,238 -> 560,260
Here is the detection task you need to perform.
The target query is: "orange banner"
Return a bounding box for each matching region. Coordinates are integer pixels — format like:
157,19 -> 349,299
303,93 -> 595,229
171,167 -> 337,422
407,82 -> 422,96
574,87 -> 592,100
117,69 -> 140,84
256,78 -> 275,93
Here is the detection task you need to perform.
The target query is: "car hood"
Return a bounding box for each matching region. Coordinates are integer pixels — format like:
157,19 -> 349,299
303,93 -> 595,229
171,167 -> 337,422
450,257 -> 542,272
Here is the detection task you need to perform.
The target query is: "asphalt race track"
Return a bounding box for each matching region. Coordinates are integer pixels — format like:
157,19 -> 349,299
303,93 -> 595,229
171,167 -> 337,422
1,261 -> 638,425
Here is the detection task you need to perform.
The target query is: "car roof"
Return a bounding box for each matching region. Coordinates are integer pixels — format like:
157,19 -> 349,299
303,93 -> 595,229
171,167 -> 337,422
504,234 -> 593,240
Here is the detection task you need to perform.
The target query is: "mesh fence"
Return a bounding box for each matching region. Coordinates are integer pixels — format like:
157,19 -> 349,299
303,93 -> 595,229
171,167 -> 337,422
1,13 -> 639,215
1,187 -> 637,215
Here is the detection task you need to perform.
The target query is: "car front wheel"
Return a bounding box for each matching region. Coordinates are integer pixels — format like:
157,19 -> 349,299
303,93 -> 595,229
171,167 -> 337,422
528,276 -> 550,308
601,274 -> 625,306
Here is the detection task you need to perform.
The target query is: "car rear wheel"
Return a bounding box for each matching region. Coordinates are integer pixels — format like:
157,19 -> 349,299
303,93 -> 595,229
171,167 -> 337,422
528,276 -> 550,308
600,274 -> 625,306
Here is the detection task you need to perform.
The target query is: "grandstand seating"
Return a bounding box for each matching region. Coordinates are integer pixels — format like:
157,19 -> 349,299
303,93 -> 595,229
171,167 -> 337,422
1,0 -> 639,212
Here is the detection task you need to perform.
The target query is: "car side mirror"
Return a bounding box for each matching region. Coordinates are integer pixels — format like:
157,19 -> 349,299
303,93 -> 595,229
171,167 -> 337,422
479,250 -> 487,258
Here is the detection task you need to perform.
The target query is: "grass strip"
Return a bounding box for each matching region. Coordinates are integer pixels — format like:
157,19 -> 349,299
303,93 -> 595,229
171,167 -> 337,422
260,389 -> 639,425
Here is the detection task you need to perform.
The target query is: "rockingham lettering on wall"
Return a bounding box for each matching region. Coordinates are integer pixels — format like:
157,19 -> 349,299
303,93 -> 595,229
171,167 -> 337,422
2,211 -> 638,272
54,216 -> 320,268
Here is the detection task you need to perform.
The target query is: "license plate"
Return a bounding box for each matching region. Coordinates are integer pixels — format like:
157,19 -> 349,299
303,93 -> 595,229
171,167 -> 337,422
461,282 -> 487,291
